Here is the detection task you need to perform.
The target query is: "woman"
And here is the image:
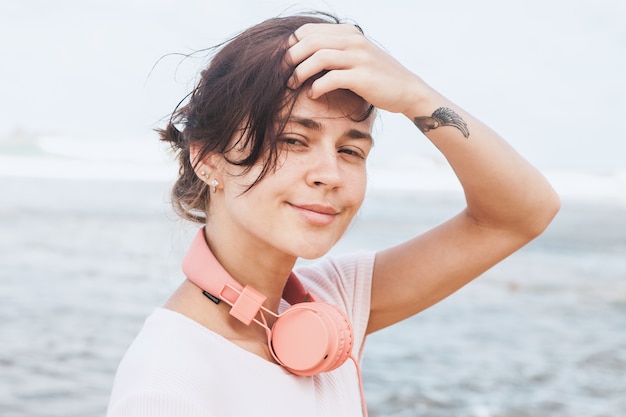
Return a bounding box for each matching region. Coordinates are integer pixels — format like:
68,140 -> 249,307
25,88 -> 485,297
107,12 -> 560,417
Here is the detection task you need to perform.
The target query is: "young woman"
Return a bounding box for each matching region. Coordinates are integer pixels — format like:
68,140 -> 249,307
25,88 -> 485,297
107,12 -> 560,417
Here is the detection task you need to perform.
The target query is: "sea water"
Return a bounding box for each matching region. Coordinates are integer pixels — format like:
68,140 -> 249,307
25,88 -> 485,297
1,169 -> 624,417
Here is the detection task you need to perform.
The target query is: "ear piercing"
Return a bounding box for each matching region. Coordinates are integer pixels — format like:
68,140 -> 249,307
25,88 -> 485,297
200,170 -> 218,193
200,171 -> 218,193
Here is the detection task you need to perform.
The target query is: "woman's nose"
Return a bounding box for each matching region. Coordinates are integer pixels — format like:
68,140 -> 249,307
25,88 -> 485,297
305,148 -> 342,189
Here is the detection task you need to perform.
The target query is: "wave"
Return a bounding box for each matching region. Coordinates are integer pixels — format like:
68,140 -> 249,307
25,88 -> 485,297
1,134 -> 624,205
0,134 -> 177,182
366,152 -> 626,206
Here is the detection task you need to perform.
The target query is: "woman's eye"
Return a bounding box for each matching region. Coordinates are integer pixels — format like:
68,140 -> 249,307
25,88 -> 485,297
280,137 -> 305,146
339,148 -> 365,159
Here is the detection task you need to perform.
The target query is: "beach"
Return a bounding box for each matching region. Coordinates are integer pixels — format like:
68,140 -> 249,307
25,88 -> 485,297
1,174 -> 624,417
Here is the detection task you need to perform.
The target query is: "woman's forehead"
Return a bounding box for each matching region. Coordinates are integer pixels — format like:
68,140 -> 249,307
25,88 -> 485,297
281,88 -> 374,126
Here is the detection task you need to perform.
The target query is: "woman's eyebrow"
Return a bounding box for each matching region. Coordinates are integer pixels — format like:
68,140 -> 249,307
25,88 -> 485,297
286,116 -> 373,142
289,117 -> 323,131
345,129 -> 373,142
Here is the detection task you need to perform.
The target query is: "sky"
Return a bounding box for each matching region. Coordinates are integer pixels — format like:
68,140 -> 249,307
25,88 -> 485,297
1,0 -> 625,176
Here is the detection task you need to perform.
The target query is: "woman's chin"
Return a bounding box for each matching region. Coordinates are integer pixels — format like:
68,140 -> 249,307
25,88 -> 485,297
293,243 -> 335,261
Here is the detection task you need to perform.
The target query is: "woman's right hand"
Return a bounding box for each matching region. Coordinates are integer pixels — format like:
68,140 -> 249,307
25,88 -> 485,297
285,23 -> 427,116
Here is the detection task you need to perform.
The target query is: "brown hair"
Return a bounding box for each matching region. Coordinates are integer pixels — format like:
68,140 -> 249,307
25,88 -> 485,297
159,12 -> 371,223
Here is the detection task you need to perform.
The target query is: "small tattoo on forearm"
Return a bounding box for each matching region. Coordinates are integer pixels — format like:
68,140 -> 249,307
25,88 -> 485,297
413,107 -> 470,138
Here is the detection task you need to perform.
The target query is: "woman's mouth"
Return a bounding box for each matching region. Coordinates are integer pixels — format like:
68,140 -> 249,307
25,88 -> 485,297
289,203 -> 339,226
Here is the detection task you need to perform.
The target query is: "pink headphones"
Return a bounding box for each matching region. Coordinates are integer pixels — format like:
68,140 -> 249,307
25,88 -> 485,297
182,228 -> 355,376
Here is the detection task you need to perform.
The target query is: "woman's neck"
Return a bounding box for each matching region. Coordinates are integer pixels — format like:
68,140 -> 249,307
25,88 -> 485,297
203,222 -> 298,313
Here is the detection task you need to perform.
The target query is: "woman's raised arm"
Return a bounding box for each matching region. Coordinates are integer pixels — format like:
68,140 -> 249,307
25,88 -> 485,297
286,23 -> 560,334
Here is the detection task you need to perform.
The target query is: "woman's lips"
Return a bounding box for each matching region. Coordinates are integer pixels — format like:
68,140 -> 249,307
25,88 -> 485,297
289,203 -> 339,226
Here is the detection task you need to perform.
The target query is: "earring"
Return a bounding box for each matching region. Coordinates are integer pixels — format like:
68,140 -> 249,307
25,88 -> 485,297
200,170 -> 209,179
210,179 -> 219,193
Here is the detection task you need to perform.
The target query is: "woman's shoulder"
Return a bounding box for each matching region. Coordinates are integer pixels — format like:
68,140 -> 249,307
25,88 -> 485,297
111,309 -> 226,386
108,308 -> 303,414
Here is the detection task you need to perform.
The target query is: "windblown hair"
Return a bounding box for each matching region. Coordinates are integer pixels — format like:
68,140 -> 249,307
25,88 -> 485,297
158,11 -> 371,223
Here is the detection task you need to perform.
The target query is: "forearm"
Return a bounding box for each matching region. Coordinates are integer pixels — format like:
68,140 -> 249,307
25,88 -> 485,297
402,81 -> 560,236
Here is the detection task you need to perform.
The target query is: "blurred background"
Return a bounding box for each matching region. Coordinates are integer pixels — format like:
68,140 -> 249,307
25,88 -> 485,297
1,1 -> 624,416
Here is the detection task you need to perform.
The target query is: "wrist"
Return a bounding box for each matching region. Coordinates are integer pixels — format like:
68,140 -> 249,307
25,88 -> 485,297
399,80 -> 444,120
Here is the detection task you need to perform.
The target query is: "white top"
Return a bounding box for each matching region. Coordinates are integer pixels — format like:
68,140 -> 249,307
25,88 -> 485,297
107,252 -> 375,417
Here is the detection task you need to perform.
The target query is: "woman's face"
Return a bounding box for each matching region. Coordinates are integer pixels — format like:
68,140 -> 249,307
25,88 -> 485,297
210,89 -> 374,260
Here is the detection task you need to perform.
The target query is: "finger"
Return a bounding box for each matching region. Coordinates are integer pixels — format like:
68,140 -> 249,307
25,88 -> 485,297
287,31 -> 300,49
291,22 -> 362,45
289,49 -> 352,88
286,23 -> 363,67
309,69 -> 359,100
285,35 -> 367,90
286,34 -> 348,69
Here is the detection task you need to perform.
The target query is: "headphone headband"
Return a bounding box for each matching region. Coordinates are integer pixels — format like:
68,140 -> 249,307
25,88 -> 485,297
182,229 -> 315,324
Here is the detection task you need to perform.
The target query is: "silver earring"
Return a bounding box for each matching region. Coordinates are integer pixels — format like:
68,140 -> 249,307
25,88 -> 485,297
200,170 -> 209,179
210,179 -> 219,193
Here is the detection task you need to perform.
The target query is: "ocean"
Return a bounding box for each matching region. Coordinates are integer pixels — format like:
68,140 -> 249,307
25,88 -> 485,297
1,165 -> 624,416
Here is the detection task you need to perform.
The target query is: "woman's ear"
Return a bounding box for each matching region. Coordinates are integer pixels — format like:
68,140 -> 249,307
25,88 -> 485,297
189,145 -> 210,183
189,145 -> 224,189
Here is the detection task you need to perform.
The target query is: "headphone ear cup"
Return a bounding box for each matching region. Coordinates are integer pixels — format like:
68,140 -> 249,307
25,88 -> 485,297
269,303 -> 353,376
